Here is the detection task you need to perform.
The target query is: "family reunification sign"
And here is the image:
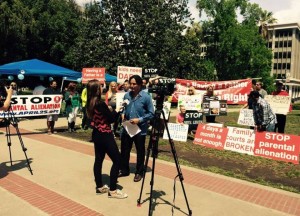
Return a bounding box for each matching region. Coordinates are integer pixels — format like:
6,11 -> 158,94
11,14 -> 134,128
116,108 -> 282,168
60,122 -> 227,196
0,95 -> 62,118
82,68 -> 105,84
193,124 -> 300,164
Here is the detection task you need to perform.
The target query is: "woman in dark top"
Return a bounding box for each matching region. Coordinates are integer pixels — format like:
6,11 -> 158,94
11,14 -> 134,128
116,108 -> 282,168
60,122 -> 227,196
86,79 -> 127,199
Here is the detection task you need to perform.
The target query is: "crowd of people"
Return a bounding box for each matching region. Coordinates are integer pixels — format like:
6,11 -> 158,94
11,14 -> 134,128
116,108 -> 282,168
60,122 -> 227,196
1,76 -> 293,200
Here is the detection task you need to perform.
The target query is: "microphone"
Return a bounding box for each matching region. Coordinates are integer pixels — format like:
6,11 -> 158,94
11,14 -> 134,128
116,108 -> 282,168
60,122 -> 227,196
119,99 -> 130,112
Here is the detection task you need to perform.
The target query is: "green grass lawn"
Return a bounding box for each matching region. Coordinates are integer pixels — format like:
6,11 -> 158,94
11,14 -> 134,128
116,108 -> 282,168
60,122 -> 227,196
58,103 -> 300,193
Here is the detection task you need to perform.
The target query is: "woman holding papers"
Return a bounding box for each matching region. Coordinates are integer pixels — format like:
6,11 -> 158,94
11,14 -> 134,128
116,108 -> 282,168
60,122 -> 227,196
118,75 -> 154,182
86,79 -> 128,199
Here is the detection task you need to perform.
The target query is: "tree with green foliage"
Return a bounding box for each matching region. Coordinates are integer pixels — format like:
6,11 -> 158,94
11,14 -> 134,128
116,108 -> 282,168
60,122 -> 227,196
0,0 -> 83,67
0,0 -> 35,64
197,0 -> 274,89
66,0 -> 194,77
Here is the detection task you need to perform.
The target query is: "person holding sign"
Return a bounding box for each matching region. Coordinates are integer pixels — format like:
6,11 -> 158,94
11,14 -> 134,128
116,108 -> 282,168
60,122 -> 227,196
272,80 -> 291,133
186,86 -> 196,95
118,75 -> 154,182
86,79 -> 128,199
251,91 -> 277,132
202,85 -> 219,123
43,80 -> 61,135
105,81 -> 118,110
64,82 -> 80,132
176,105 -> 186,124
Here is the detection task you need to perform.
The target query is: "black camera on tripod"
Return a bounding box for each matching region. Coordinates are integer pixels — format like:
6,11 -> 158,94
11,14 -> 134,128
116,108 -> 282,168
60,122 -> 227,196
148,77 -> 175,96
148,78 -> 175,108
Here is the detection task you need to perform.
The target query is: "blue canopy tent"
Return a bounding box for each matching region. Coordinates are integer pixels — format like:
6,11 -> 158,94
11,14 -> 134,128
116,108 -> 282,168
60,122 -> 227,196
0,59 -> 117,82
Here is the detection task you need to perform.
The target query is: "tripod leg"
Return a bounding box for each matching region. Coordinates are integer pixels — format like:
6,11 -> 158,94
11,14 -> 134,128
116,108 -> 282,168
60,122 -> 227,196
5,125 -> 13,166
148,153 -> 157,216
137,132 -> 153,206
162,112 -> 192,215
14,123 -> 33,175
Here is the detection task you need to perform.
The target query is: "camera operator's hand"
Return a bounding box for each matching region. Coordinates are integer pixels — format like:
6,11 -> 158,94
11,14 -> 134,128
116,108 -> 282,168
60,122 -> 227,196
5,86 -> 13,96
0,86 -> 13,111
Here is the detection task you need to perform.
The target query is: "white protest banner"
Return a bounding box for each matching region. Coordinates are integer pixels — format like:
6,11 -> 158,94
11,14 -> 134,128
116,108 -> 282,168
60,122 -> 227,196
117,66 -> 142,84
0,95 -> 62,118
237,109 -> 255,126
82,68 -> 105,84
163,123 -> 189,142
177,94 -> 203,111
264,95 -> 291,115
224,127 -> 255,155
116,92 -> 126,112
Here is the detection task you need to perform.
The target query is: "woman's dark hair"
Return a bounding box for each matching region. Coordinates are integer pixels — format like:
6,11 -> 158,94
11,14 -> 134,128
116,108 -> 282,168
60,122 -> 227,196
86,79 -> 102,119
129,75 -> 142,85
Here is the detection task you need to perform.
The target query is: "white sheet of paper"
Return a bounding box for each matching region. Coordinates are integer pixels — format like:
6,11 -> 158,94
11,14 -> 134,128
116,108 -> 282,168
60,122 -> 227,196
210,100 -> 220,108
122,121 -> 141,137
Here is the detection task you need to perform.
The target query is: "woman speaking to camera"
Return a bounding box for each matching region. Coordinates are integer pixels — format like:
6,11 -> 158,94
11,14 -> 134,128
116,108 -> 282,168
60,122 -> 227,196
86,79 -> 128,199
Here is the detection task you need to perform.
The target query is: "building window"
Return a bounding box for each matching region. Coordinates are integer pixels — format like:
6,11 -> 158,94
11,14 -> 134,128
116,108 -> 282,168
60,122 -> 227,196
278,63 -> 282,69
268,42 -> 272,48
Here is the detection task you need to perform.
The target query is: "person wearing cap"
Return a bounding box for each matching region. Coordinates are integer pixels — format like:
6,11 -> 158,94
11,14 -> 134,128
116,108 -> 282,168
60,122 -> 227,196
271,81 -> 291,133
250,91 -> 277,132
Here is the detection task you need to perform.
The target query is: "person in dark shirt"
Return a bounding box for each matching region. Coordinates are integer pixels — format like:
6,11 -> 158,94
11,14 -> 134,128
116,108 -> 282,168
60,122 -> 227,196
86,79 -> 128,199
43,80 -> 61,135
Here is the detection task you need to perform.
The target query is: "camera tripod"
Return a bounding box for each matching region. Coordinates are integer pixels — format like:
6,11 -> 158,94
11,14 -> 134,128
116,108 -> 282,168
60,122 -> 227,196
3,108 -> 33,175
137,96 -> 192,216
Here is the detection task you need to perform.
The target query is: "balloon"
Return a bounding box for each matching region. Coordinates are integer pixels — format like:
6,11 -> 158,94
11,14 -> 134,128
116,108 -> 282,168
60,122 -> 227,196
18,74 -> 25,80
77,78 -> 82,83
20,70 -> 25,74
63,76 -> 67,80
8,75 -> 14,81
49,77 -> 53,81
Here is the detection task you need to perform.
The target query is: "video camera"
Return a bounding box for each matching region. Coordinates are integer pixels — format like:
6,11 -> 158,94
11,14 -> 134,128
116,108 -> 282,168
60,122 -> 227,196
148,78 -> 175,96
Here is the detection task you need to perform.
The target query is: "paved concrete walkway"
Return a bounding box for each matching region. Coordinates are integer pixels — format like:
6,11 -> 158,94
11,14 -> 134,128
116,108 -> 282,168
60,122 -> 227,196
0,117 -> 299,216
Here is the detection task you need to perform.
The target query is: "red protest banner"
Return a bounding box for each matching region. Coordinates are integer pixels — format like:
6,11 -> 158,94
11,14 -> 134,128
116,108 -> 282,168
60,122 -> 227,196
172,78 -> 252,104
193,123 -> 228,150
254,132 -> 300,164
82,68 -> 105,84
